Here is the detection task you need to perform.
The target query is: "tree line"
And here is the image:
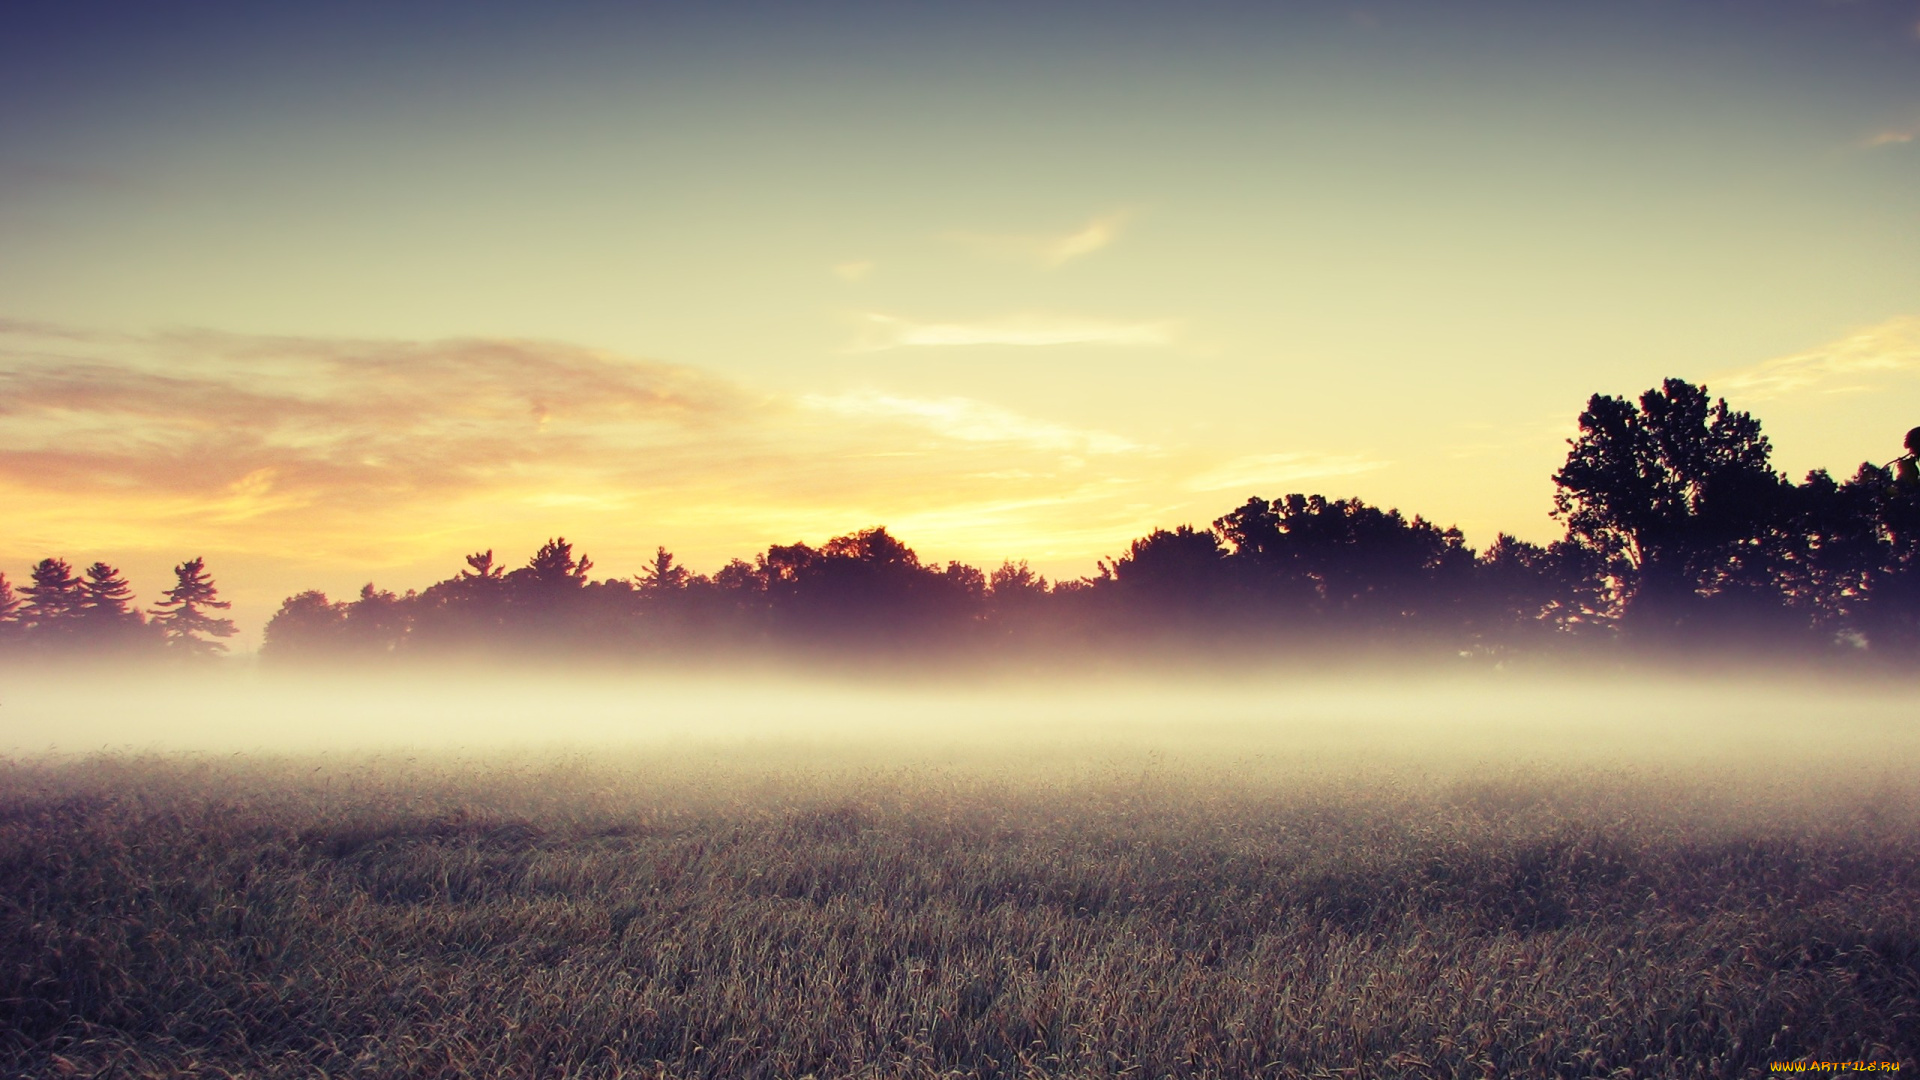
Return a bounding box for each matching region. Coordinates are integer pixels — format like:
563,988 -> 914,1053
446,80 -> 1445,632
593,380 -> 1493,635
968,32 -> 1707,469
0,557 -> 237,657
7,379 -> 1917,664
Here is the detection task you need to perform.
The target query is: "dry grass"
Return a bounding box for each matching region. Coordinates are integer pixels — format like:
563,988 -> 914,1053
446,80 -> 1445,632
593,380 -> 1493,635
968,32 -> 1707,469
1,755 -> 1915,1078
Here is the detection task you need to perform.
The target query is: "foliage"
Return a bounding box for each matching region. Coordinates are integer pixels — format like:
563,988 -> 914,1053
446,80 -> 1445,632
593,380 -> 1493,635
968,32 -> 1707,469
149,557 -> 238,656
262,590 -> 350,657
0,572 -> 16,639
20,557 -> 85,638
1553,379 -> 1792,635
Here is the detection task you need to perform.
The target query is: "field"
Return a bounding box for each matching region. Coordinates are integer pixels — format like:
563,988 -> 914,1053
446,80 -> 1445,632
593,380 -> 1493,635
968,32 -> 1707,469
1,671 -> 1917,1078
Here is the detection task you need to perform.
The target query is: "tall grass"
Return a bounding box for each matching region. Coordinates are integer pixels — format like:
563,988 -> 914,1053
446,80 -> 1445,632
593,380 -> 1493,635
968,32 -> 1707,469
1,755 -> 1915,1078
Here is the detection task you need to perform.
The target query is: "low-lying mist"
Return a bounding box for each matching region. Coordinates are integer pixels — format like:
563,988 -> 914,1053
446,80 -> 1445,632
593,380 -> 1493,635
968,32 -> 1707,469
4,661 -> 1913,784
5,660 -> 1917,1077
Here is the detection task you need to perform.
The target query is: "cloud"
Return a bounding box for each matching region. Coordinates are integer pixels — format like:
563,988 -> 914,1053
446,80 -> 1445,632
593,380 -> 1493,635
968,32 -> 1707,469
1182,452 -> 1388,494
833,260 -> 874,281
1714,316 -> 1920,400
799,390 -> 1144,455
0,322 -> 1180,574
945,211 -> 1134,267
855,312 -> 1175,350
1861,108 -> 1920,147
0,320 -> 1394,610
0,324 -> 760,556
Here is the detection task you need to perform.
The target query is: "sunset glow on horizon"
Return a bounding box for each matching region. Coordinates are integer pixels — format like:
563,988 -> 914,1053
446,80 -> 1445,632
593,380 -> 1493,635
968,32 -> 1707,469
5,1 -> 1919,642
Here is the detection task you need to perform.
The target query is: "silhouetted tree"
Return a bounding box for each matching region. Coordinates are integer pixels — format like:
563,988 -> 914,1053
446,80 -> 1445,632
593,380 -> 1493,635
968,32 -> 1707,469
707,558 -> 768,627
1553,379 -> 1793,638
75,562 -> 155,649
150,557 -> 238,656
712,558 -> 761,593
1214,495 -> 1473,631
1765,468 -> 1882,643
1470,534 -> 1609,645
1840,460 -> 1920,652
343,583 -> 410,654
637,547 -> 691,595
980,561 -> 1052,642
464,549 -> 504,581
262,590 -> 350,658
493,538 -> 596,644
935,561 -> 988,621
1108,526 -> 1233,629
0,572 -> 19,646
517,538 -> 593,589
412,550 -> 512,649
756,527 -> 974,641
20,558 -> 84,641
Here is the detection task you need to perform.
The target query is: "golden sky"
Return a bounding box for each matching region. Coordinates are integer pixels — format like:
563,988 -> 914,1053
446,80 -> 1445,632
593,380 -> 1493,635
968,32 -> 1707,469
2,2 -> 1918,641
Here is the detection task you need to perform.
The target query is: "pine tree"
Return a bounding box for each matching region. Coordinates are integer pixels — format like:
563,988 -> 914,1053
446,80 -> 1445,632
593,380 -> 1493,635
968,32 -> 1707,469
637,547 -> 690,594
150,557 -> 238,656
77,562 -> 154,648
462,550 -> 504,581
79,562 -> 138,621
0,572 -> 19,644
520,538 -> 593,588
20,558 -> 85,639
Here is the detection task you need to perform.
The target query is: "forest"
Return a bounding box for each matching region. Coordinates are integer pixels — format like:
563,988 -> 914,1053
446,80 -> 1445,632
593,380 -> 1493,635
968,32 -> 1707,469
5,378 -> 1917,663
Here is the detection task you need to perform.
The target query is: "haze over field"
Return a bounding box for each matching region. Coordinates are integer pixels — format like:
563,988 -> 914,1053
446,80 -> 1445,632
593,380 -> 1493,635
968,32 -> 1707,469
3,1 -> 1919,641
4,668 -> 1915,782
4,671 -> 1918,1077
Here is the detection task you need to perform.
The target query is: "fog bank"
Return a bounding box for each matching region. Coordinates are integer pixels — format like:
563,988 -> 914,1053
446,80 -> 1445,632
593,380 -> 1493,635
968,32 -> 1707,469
2,665 -> 1912,783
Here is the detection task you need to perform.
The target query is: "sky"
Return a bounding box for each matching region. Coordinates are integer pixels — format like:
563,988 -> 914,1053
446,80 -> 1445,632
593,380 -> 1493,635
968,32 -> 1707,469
3,0 -> 1919,643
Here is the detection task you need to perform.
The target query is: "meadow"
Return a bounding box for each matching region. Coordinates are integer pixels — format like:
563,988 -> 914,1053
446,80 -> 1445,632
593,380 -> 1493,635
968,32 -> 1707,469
1,670 -> 1916,1078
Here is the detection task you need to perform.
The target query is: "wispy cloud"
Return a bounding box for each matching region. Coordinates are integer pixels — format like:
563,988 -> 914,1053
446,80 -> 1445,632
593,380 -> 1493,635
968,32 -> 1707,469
945,211 -> 1134,267
855,312 -> 1175,351
833,260 -> 874,281
0,325 -> 759,558
0,322 -> 1174,573
1182,452 -> 1387,494
0,320 -> 1391,607
800,390 -> 1144,455
1714,316 -> 1920,399
1861,108 -> 1920,147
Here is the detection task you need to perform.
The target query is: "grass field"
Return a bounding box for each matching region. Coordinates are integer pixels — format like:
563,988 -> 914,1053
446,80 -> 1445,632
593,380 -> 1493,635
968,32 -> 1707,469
2,742 -> 1916,1079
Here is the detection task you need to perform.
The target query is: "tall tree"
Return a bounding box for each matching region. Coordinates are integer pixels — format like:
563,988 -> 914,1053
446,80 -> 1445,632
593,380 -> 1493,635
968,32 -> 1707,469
77,562 -> 137,619
463,549 -> 504,581
1470,534 -> 1609,644
636,547 -> 690,594
74,562 -> 155,648
1109,526 -> 1231,612
1213,495 -> 1473,629
0,572 -> 19,644
339,583 -> 410,654
518,538 -> 593,589
262,590 -> 349,658
758,527 -> 960,638
150,557 -> 238,656
20,558 -> 85,639
1552,379 -> 1791,633
501,538 -> 595,640
1842,460 -> 1920,652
